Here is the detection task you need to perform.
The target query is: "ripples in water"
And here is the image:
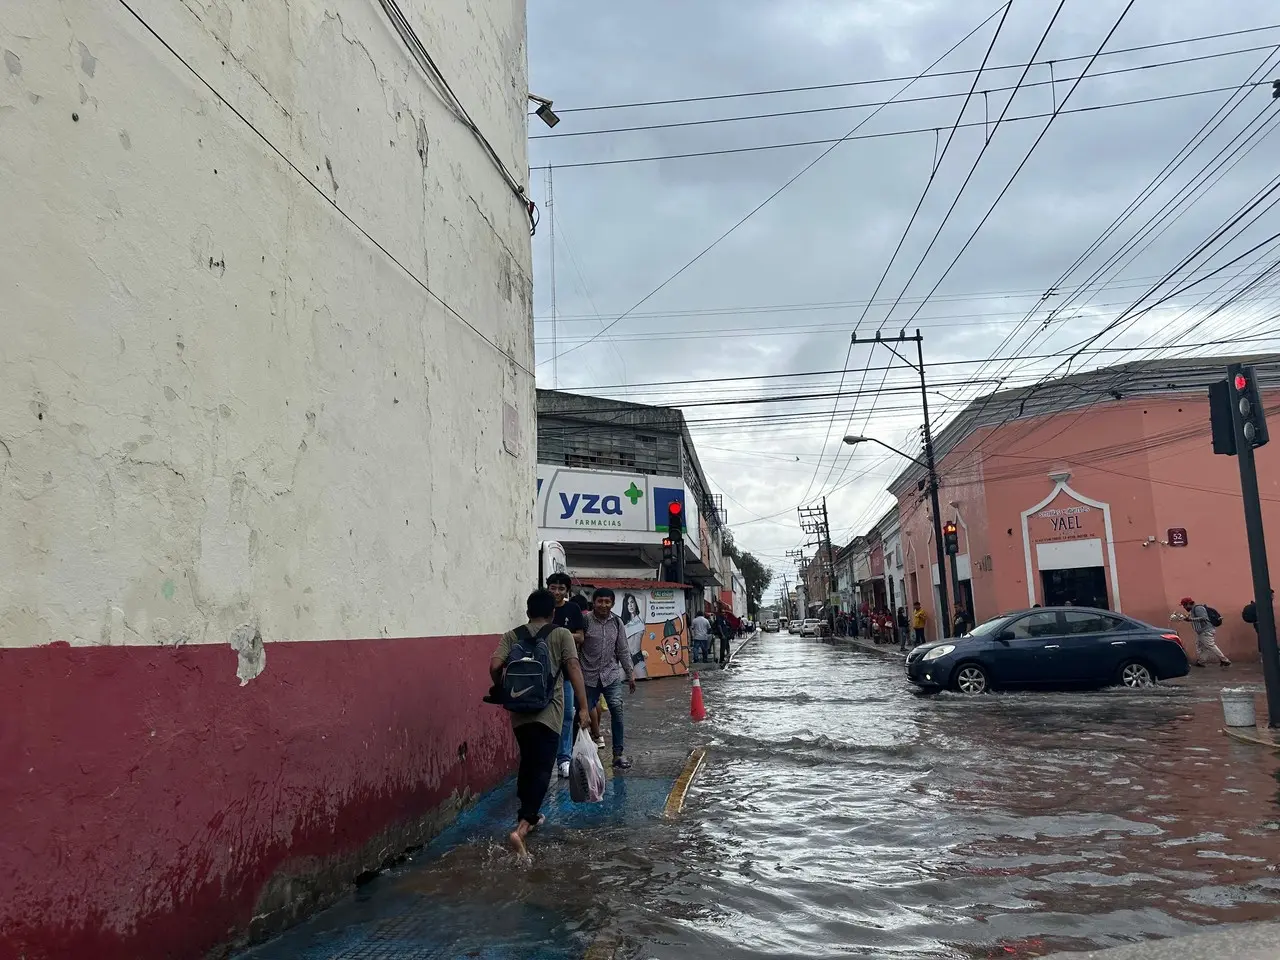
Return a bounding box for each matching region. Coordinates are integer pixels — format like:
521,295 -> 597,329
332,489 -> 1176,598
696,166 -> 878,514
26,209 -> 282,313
652,635 -> 1280,958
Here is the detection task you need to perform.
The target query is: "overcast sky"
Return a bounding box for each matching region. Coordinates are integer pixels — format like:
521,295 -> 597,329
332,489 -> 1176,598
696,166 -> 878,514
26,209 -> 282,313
526,0 -> 1280,591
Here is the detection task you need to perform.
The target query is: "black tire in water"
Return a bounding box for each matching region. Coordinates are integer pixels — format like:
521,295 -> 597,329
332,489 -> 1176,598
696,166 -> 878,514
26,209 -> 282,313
951,661 -> 989,695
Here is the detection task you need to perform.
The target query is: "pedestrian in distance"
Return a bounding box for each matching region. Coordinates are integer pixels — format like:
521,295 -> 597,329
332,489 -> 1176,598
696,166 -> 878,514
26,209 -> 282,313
580,587 -> 637,769
896,606 -> 909,651
690,609 -> 711,662
488,589 -> 591,860
716,610 -> 732,667
911,601 -> 927,647
952,605 -> 971,638
546,572 -> 585,779
1171,596 -> 1231,668
1242,590 -> 1274,643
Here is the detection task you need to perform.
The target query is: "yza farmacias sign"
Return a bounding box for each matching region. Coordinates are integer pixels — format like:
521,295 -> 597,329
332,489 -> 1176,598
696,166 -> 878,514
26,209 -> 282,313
535,466 -> 691,545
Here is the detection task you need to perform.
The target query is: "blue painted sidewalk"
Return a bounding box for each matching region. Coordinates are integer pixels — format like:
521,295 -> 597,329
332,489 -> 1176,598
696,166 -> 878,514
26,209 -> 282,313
237,670 -> 710,960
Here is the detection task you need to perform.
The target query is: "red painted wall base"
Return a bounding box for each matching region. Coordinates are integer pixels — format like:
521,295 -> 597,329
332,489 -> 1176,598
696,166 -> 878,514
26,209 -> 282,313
2,634 -> 514,960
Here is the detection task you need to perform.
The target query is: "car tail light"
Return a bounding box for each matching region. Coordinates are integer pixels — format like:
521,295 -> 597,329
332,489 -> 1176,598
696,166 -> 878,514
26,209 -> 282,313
1160,633 -> 1183,643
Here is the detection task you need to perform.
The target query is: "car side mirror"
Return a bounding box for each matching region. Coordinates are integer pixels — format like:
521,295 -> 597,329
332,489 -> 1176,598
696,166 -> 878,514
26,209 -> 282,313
995,629 -> 1015,644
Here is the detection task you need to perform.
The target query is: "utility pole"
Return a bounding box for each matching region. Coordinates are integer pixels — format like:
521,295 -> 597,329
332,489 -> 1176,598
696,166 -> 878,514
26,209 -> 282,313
799,500 -> 837,638
1212,364 -> 1280,726
545,166 -> 557,389
849,329 -> 950,637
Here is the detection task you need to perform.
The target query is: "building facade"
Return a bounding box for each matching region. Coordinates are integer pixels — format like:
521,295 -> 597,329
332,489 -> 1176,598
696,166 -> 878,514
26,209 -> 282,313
2,2 -> 532,957
879,506 -> 905,616
891,356 -> 1280,660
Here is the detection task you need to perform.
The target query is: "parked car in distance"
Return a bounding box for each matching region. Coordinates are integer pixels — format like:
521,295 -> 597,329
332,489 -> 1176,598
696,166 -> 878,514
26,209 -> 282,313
905,606 -> 1190,694
800,618 -> 824,637
764,619 -> 779,632
788,620 -> 802,634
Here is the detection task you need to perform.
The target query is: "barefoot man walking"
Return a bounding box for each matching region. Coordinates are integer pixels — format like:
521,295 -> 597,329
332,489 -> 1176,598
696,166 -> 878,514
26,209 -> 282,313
490,589 -> 591,858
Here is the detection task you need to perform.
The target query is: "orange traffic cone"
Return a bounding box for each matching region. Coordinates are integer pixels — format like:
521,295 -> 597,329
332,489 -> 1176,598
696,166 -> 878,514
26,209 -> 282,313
690,672 -> 707,722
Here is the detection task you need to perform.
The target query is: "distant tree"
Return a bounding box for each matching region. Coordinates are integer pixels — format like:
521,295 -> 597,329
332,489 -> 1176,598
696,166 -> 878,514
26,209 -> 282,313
724,541 -> 773,616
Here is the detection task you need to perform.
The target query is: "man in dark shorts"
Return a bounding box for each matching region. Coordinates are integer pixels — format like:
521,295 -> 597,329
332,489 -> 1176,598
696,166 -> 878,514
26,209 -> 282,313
547,571 -> 585,778
490,589 -> 590,858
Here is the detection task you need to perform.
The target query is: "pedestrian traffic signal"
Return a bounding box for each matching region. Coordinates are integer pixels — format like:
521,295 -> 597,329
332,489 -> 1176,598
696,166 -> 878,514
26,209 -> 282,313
667,500 -> 684,538
943,520 -> 959,556
1233,365 -> 1270,449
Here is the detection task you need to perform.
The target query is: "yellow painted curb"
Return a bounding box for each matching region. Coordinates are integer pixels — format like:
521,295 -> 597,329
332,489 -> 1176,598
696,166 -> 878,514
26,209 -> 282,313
663,746 -> 707,819
1222,726 -> 1280,749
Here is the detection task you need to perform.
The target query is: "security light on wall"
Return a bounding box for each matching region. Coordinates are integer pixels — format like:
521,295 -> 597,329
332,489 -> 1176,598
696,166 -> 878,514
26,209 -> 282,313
528,93 -> 560,128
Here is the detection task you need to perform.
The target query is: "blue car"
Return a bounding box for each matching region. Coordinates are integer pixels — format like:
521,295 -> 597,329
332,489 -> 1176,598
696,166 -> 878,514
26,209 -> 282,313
905,606 -> 1190,694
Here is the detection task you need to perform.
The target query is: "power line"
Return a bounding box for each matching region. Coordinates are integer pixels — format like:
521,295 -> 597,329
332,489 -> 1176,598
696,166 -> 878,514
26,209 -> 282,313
801,2 -> 1015,512
531,42 -> 1272,140
534,3 -> 1011,370
820,1 -> 1069,500
113,0 -> 533,375
926,50 -> 1280,468
547,24 -> 1280,114
529,82 -> 1270,171
532,270 -> 1244,323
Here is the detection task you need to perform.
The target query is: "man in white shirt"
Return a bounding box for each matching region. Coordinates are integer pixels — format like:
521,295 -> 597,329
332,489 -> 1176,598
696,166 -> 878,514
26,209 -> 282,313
690,611 -> 711,663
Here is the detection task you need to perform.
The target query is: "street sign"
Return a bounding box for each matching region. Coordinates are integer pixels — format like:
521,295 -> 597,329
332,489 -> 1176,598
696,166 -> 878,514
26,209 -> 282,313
1167,528 -> 1188,547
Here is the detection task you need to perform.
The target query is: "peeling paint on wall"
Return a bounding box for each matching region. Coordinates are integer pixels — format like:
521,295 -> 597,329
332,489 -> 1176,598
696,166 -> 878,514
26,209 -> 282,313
230,623 -> 265,684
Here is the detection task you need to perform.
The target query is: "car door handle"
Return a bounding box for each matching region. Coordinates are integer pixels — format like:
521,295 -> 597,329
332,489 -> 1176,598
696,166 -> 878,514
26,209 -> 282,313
1044,644 -> 1060,649
1110,640 -> 1126,646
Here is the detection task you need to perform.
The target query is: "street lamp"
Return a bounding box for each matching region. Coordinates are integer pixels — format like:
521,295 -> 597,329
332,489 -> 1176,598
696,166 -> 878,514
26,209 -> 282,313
842,435 -> 929,468
843,434 -> 952,636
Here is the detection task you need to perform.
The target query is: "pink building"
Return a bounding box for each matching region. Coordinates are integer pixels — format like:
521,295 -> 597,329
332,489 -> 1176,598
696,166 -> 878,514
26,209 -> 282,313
891,356 -> 1280,662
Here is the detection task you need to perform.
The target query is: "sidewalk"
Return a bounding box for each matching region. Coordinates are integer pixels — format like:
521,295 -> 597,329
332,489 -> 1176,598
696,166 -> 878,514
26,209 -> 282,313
828,632 -> 907,659
1043,922 -> 1280,959
237,641 -> 734,959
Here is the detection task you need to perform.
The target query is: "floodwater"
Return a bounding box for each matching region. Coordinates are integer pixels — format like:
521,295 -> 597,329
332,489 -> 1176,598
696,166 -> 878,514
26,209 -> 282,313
244,633 -> 1280,959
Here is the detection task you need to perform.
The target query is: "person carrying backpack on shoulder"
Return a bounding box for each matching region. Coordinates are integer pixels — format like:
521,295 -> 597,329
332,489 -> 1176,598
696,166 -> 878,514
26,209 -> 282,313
489,589 -> 591,858
1172,596 -> 1231,668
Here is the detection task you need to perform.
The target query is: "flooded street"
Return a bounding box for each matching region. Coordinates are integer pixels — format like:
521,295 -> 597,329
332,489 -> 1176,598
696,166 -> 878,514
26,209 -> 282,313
244,633 -> 1280,959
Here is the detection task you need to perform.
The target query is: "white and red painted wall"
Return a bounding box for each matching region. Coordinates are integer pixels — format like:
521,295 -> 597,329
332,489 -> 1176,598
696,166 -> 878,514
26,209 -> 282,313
1,1 -> 532,956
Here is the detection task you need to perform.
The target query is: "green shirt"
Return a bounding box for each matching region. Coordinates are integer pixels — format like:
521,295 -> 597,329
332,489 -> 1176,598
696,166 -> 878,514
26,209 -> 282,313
493,623 -> 577,734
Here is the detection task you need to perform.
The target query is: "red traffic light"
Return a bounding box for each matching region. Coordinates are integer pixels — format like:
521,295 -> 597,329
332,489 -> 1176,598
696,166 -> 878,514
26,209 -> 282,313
668,501 -> 682,515
662,538 -> 673,547
1235,373 -> 1249,391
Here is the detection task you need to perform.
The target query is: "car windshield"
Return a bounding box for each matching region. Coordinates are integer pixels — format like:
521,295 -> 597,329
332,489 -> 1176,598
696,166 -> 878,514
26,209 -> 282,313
965,615 -> 1013,639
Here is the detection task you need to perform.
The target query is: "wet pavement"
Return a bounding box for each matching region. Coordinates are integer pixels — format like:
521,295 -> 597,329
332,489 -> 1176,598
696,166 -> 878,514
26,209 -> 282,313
239,632 -> 1280,959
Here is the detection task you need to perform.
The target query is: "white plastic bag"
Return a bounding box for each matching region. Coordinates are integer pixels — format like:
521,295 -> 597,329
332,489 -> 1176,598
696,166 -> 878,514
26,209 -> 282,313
568,727 -> 606,803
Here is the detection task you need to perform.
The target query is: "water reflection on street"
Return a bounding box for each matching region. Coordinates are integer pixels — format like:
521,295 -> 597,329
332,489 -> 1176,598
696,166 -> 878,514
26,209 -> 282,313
651,633 -> 1280,959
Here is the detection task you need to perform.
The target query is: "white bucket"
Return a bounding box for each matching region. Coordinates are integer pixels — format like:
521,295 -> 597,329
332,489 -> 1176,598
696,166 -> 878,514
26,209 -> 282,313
1221,688 -> 1257,728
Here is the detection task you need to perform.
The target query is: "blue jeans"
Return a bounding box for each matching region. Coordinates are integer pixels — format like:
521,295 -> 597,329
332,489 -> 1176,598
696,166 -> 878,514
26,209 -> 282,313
557,679 -> 575,765
586,680 -> 625,755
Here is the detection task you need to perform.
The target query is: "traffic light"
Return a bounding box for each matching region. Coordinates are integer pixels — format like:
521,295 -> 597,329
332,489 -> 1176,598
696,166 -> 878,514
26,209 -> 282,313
1234,365 -> 1270,449
667,500 -> 684,538
943,520 -> 959,556
1209,379 -> 1237,455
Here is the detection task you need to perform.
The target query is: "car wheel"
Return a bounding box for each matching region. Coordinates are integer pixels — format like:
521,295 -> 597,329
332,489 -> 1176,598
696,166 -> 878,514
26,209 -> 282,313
952,662 -> 989,695
1118,660 -> 1155,689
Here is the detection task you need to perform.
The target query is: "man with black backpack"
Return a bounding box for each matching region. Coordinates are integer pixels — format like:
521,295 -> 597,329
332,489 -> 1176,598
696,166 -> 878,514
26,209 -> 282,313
1173,596 -> 1231,668
489,589 -> 591,858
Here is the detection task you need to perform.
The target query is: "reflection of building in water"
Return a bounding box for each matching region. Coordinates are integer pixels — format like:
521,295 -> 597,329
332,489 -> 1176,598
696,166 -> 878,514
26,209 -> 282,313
888,355 -> 1280,660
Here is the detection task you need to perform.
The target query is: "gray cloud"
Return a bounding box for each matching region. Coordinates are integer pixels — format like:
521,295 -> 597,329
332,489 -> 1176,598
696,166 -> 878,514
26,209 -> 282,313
528,0 -> 1280,577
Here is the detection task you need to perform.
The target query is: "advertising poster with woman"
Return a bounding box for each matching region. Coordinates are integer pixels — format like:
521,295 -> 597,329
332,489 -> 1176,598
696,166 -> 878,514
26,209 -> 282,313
618,592 -> 648,678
